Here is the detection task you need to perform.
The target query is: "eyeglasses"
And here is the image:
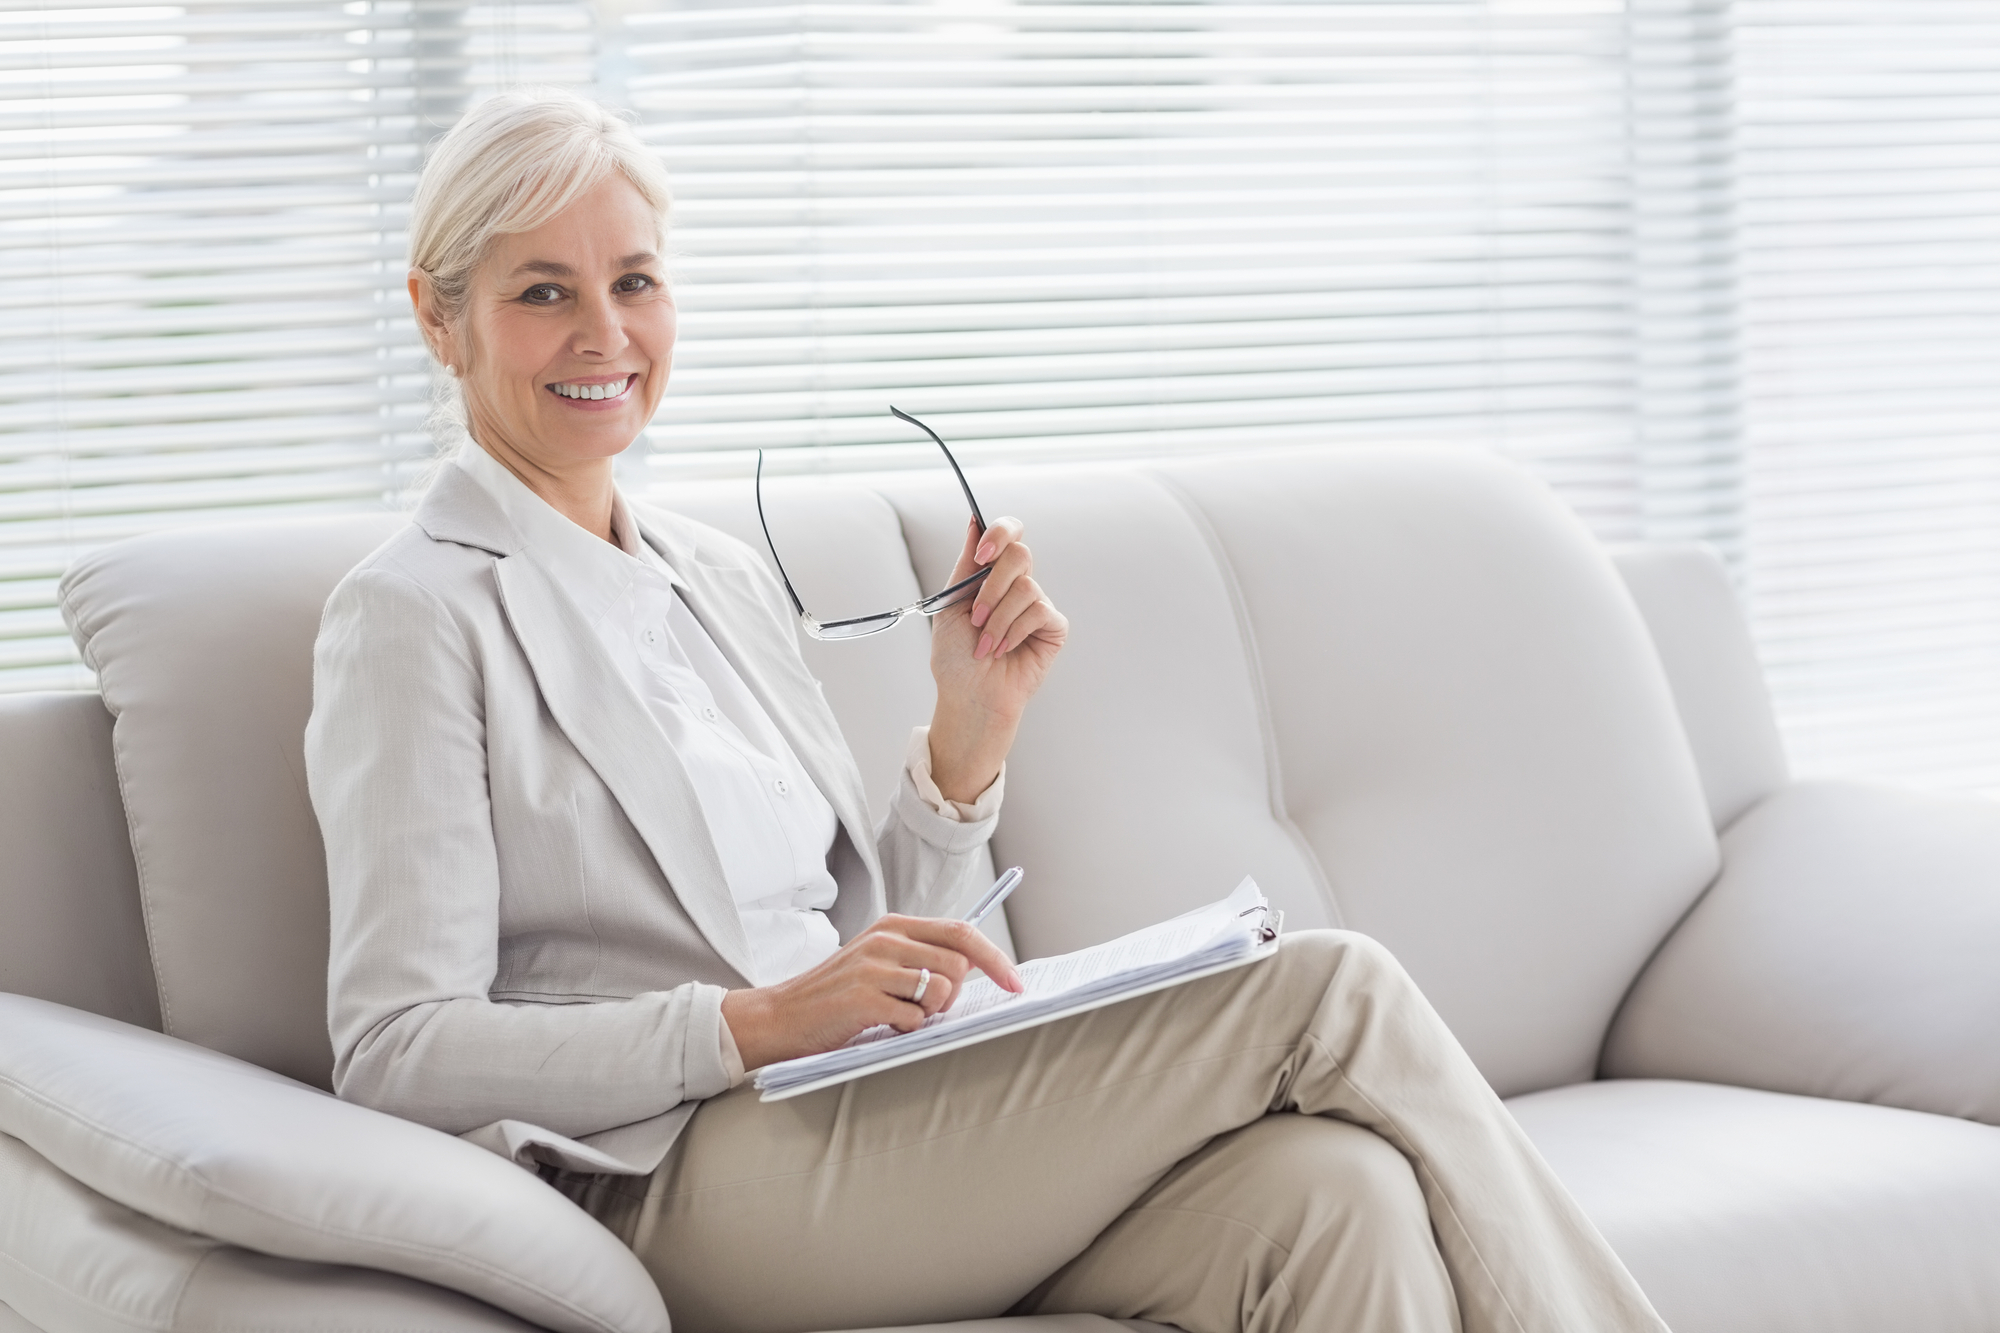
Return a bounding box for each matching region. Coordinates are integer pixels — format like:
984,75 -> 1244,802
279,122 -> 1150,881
755,407 -> 990,642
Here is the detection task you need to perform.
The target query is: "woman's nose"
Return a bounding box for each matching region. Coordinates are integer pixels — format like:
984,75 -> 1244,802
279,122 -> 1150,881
569,292 -> 628,358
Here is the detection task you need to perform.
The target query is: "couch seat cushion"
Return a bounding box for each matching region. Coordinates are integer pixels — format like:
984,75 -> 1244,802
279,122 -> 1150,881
1510,1079 -> 2000,1333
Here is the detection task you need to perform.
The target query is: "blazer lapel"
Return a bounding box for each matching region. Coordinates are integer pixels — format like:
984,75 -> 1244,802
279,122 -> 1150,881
492,552 -> 760,985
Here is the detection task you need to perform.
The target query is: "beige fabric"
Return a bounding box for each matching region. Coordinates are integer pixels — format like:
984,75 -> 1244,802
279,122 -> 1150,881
0,995 -> 664,1333
307,464 -> 999,1174
826,1321 -> 1159,1333
1511,1079 -> 2000,1333
1608,545 -> 1788,832
559,933 -> 1663,1333
0,693 -> 157,1032
1605,780 -> 2000,1125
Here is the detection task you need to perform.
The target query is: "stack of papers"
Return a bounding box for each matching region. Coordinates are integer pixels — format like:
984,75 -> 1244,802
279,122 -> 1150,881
754,877 -> 1281,1101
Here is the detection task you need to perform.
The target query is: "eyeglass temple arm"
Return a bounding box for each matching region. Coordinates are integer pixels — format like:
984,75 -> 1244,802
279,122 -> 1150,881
753,450 -> 810,618
890,405 -> 987,533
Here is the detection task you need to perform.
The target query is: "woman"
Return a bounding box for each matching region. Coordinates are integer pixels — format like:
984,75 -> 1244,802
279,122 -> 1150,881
306,89 -> 1668,1333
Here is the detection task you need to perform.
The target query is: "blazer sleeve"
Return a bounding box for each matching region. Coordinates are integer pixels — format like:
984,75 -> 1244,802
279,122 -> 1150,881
306,565 -> 734,1138
876,735 -> 1005,921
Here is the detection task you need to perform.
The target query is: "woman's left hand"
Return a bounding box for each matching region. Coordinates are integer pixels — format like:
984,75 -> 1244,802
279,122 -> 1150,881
926,515 -> 1068,804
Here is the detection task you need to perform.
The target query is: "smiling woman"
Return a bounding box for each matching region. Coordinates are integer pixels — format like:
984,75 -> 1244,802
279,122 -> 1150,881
406,95 -> 679,544
304,86 -> 1667,1333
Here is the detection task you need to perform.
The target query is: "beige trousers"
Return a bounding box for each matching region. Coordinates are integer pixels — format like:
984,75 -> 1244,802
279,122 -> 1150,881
559,932 -> 1666,1333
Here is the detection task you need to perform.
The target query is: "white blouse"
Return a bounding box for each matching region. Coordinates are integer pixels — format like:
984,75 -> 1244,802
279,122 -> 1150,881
454,445 -> 997,993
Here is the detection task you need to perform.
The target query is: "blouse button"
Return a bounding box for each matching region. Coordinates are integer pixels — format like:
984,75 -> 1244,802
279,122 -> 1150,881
640,627 -> 660,646
773,778 -> 790,796
703,705 -> 720,723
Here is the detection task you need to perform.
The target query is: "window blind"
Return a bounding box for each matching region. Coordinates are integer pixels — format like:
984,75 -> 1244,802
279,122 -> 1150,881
7,2 -> 2000,794
622,0 -> 1673,553
0,0 -> 593,688
1733,2 -> 2000,789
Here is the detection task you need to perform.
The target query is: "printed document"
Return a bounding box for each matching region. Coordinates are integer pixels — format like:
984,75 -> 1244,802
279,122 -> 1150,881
754,877 -> 1281,1101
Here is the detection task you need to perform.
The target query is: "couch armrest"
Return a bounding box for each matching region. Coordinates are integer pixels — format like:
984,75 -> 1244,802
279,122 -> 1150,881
0,994 -> 665,1333
1603,780 -> 2000,1124
1,1131 -> 538,1332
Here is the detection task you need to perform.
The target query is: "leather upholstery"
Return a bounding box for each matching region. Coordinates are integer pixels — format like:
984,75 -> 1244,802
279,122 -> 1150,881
0,693 -> 157,1032
13,446 -> 1999,1330
1604,780 -> 2000,1124
1512,1079 -> 2000,1333
59,514 -> 407,1090
857,452 -> 1721,1096
0,995 -> 665,1333
1607,545 -> 1789,831
0,1134 -> 537,1333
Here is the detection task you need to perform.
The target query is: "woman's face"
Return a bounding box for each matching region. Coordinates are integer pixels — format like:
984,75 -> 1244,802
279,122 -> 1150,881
441,172 -> 675,474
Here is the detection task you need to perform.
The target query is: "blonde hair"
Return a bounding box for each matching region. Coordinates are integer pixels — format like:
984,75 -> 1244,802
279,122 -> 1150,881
410,87 -> 671,337
406,89 -> 671,463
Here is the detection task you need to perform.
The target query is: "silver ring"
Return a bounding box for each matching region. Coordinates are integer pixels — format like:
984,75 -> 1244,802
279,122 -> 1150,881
911,967 -> 931,1005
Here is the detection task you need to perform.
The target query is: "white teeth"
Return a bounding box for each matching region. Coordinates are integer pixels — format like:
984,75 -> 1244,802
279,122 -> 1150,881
554,376 -> 630,400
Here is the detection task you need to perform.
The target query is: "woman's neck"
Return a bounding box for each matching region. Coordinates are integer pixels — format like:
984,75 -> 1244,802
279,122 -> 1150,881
470,437 -> 618,545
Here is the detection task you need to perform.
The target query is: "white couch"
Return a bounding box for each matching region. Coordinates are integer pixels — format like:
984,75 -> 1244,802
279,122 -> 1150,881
3,447 -> 1998,1333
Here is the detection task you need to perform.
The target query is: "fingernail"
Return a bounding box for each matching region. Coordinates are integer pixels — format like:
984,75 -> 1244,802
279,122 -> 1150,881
976,542 -> 995,564
976,632 -> 994,659
970,602 -> 990,628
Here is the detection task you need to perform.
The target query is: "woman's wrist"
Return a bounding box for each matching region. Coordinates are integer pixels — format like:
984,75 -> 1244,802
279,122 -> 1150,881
926,701 -> 1018,805
720,986 -> 784,1072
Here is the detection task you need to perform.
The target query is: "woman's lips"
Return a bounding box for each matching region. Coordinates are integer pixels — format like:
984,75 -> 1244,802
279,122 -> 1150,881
546,374 -> 637,411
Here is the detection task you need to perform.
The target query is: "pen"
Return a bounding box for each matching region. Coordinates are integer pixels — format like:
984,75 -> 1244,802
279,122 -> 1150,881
962,866 -> 1024,928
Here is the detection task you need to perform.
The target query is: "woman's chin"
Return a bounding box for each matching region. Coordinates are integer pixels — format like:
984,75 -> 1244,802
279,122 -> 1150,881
533,412 -> 647,461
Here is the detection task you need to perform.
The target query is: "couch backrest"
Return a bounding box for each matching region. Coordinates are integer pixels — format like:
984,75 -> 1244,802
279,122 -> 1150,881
1609,544 -> 1789,831
37,445 -> 1737,1095
60,516 -> 406,1088
679,449 -> 1726,1095
0,693 -> 158,1032
857,450 -> 1724,1095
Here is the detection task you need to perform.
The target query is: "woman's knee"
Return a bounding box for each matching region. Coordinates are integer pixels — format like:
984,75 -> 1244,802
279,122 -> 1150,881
1279,927 -> 1414,995
1252,1114 -> 1427,1220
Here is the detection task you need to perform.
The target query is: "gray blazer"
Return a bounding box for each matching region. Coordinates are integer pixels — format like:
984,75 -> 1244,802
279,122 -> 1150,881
305,463 -> 998,1174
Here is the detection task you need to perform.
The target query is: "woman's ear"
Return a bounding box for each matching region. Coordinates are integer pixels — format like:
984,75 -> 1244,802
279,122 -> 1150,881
408,268 -> 459,371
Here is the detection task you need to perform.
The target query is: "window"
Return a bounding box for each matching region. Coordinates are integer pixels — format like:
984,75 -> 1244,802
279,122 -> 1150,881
9,1 -> 2000,791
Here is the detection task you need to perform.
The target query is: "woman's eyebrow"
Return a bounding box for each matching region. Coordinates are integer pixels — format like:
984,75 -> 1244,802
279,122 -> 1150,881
507,254 -> 656,279
510,259 -> 573,279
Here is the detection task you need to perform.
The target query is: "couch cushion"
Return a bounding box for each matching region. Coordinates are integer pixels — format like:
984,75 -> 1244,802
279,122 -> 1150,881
875,451 -> 1719,1095
0,995 -> 666,1333
1510,1079 -> 2000,1333
0,692 -> 157,1031
59,515 -> 407,1088
1604,780 -> 2000,1125
1608,545 -> 1789,831
0,1133 -> 537,1333
865,463 -> 1342,962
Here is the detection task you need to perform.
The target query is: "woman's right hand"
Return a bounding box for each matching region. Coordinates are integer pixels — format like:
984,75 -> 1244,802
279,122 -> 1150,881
720,916 -> 1025,1072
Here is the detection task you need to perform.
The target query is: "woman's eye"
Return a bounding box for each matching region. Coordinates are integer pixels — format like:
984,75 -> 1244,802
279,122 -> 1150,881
615,273 -> 655,294
522,284 -> 563,304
